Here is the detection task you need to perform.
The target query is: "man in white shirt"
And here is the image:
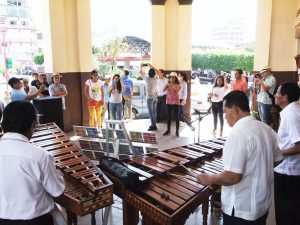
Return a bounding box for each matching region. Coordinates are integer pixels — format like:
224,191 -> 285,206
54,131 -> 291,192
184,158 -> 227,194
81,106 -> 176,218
149,64 -> 168,122
196,90 -> 281,225
139,63 -> 158,131
0,101 -> 65,225
274,82 -> 300,225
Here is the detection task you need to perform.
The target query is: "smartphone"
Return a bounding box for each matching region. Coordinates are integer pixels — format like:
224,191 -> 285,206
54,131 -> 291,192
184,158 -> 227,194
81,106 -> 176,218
112,81 -> 116,86
142,63 -> 148,67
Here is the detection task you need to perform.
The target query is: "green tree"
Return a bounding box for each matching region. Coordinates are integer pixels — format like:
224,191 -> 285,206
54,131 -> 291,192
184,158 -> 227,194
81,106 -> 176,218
33,53 -> 44,65
96,37 -> 129,66
192,52 -> 254,72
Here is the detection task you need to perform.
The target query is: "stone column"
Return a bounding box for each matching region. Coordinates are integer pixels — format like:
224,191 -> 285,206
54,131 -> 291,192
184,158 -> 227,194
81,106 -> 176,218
151,0 -> 193,122
254,0 -> 298,84
40,0 -> 93,130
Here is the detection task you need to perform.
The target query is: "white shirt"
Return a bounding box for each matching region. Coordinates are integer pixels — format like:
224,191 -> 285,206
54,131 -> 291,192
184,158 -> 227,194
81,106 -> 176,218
221,116 -> 280,221
0,133 -> 65,220
179,81 -> 187,100
85,79 -> 103,101
211,86 -> 226,102
109,86 -> 123,103
23,86 -> 38,95
274,102 -> 300,175
157,77 -> 168,96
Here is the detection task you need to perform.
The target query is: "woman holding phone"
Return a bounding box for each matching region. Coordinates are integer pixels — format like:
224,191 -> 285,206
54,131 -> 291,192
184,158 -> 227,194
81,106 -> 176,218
108,74 -> 124,127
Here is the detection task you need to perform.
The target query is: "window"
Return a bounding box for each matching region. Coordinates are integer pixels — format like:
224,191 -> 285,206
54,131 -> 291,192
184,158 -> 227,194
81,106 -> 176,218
9,20 -> 17,25
132,86 -> 141,96
20,20 -> 28,26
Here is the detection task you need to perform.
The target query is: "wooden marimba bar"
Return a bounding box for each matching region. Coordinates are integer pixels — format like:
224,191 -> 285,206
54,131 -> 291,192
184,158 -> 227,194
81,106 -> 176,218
31,123 -> 113,224
102,137 -> 226,225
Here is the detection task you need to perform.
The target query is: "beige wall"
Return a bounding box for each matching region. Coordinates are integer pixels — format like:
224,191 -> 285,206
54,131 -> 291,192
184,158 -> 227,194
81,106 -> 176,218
151,6 -> 166,69
254,0 -> 298,71
41,0 -> 92,73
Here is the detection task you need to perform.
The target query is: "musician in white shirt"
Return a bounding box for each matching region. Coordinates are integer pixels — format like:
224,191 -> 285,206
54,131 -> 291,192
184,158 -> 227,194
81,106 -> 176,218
274,82 -> 300,225
0,101 -> 65,225
196,91 -> 281,225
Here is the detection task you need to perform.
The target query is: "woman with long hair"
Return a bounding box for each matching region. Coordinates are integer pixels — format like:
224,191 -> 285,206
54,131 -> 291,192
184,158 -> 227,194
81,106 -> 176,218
178,72 -> 188,123
84,70 -> 104,128
108,74 -> 124,126
208,75 -> 227,135
163,74 -> 181,137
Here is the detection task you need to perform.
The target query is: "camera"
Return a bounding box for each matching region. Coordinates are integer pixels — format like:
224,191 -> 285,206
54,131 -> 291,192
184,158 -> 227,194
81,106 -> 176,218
142,63 -> 148,67
254,73 -> 261,79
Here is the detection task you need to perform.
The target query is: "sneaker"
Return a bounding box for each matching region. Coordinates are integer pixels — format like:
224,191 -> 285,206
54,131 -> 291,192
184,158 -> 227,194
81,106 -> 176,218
148,126 -> 158,131
211,129 -> 217,134
180,121 -> 185,127
220,130 -> 223,136
163,130 -> 170,136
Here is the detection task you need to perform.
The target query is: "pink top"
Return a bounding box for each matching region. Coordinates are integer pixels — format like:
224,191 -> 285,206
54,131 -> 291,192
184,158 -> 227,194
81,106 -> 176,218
166,86 -> 180,105
231,80 -> 248,94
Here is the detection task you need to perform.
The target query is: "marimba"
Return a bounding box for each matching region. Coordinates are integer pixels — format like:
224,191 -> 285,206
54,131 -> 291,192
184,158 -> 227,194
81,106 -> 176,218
31,123 -> 113,225
101,137 -> 226,225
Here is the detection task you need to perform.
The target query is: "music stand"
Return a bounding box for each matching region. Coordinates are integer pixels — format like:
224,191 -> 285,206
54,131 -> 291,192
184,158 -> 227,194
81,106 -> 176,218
190,106 -> 211,143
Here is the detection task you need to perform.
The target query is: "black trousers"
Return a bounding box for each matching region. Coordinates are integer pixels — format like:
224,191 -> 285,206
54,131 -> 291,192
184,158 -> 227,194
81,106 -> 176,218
223,209 -> 268,225
166,104 -> 179,132
211,101 -> 224,130
157,95 -> 167,122
0,213 -> 53,225
274,172 -> 300,225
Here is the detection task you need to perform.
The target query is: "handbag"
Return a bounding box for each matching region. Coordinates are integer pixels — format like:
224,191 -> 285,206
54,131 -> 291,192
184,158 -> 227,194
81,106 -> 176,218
98,156 -> 144,192
266,91 -> 275,105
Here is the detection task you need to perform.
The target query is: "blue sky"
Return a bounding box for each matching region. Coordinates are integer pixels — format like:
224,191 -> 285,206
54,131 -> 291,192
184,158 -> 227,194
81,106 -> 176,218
91,0 -> 257,46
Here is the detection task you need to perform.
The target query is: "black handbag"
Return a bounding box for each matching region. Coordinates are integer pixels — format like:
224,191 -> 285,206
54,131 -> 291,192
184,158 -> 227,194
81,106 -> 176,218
98,156 -> 144,192
267,91 -> 275,105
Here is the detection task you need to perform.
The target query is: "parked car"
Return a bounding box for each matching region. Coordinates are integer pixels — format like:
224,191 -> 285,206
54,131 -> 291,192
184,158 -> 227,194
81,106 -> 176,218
131,81 -> 149,119
191,68 -> 216,84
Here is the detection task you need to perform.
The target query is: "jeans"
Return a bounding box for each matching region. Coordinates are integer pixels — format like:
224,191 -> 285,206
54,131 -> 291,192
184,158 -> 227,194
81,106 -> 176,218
179,99 -> 184,122
147,98 -> 157,127
123,95 -> 132,119
258,102 -> 272,125
109,102 -> 122,128
211,101 -> 224,130
167,104 -> 180,132
88,103 -> 103,128
157,95 -> 167,122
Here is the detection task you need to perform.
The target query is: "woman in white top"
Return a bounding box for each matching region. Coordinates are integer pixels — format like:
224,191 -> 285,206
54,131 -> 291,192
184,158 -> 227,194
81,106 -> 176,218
178,72 -> 188,123
22,78 -> 38,95
208,75 -> 227,135
108,74 -> 124,126
84,70 -> 104,128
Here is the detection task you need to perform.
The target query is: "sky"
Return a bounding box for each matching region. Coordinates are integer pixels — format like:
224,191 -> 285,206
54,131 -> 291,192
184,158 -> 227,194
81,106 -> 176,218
91,0 -> 257,46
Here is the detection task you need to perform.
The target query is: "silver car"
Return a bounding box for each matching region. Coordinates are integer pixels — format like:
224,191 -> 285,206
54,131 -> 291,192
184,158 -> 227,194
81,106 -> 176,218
131,81 -> 149,119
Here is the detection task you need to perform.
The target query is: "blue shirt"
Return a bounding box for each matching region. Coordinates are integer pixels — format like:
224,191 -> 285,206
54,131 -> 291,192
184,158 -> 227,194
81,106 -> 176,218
121,76 -> 133,96
11,89 -> 27,101
103,83 -> 109,103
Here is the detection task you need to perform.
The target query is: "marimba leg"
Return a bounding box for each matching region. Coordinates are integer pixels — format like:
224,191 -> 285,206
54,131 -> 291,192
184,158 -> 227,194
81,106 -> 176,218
123,201 -> 139,225
202,199 -> 209,225
142,214 -> 160,225
66,210 -> 77,225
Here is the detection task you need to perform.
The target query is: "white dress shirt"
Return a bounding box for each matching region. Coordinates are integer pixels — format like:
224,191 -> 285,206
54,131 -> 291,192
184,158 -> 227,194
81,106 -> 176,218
156,77 -> 168,97
0,133 -> 65,220
179,81 -> 187,100
222,116 -> 281,221
274,102 -> 300,175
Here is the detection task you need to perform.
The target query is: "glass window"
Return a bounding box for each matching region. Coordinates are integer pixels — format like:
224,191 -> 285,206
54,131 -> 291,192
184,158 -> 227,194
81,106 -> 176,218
132,86 -> 141,96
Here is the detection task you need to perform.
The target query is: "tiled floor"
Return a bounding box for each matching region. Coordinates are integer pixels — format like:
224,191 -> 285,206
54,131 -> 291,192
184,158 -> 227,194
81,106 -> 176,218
65,115 -> 276,225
